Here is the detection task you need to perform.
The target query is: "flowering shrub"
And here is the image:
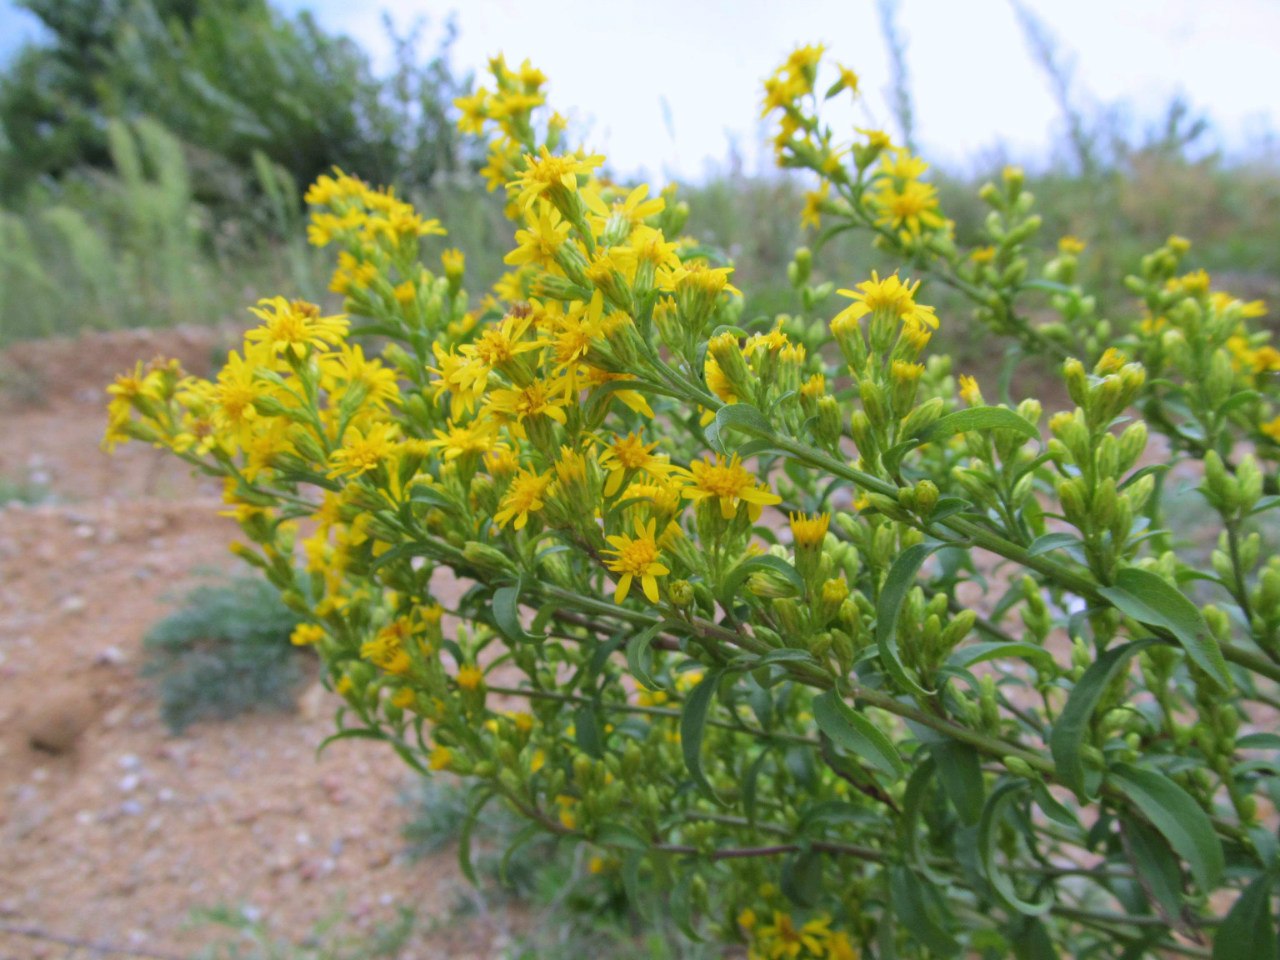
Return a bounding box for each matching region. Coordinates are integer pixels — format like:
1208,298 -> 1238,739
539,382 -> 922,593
106,49 -> 1280,958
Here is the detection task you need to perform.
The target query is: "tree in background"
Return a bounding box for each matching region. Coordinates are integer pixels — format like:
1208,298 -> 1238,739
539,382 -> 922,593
0,0 -> 473,203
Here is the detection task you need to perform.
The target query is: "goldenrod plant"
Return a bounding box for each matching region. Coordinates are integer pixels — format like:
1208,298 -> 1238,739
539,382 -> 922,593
107,50 -> 1280,958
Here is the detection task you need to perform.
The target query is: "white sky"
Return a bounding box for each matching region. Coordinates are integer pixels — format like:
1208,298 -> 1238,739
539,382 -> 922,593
296,0 -> 1280,181
3,0 -> 1277,180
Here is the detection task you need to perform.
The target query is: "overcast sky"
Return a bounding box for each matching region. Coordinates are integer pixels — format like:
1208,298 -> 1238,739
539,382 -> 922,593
4,0 -> 1277,181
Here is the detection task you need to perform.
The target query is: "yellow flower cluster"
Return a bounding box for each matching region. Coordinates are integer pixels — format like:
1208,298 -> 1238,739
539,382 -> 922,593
106,48 -> 1280,960
745,911 -> 858,960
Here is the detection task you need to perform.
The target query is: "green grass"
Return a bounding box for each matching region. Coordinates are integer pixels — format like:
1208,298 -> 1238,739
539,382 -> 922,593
190,903 -> 415,960
141,574 -> 308,733
0,474 -> 51,506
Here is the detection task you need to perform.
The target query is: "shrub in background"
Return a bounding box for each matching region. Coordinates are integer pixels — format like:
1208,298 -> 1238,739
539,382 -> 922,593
143,575 -> 306,733
109,49 -> 1280,959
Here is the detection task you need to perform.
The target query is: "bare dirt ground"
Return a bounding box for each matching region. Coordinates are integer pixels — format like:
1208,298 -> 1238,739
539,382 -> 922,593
0,328 -> 511,959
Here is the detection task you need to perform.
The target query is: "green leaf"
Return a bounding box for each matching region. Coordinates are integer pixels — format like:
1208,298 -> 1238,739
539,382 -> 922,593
928,496 -> 973,522
459,789 -> 496,885
812,690 -> 906,781
625,623 -> 666,692
594,822 -> 650,852
493,582 -> 541,642
890,865 -> 961,957
574,704 -> 604,758
1109,762 -> 1224,892
621,851 -> 650,922
754,648 -> 819,668
1214,873 -> 1277,960
681,668 -> 725,801
1238,733 -> 1280,751
722,554 -> 805,603
743,748 -> 770,825
781,848 -> 824,908
670,870 -> 703,941
1026,532 -> 1082,557
932,740 -> 985,825
875,542 -> 940,696
1119,814 -> 1184,922
1031,781 -> 1080,831
408,483 -> 454,508
917,407 -> 1041,445
899,758 -> 951,884
1220,389 -> 1262,415
1098,568 -> 1230,690
315,725 -> 387,758
978,781 -> 1054,916
498,823 -> 543,887
1011,918 -> 1060,960
708,403 -> 774,453
950,641 -> 1057,673
1051,640 -> 1157,801
1248,495 -> 1280,517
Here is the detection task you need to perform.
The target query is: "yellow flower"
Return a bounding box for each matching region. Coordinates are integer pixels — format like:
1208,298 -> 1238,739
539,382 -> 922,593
801,182 -> 829,230
320,343 -> 401,411
788,512 -> 830,549
834,271 -> 938,329
426,418 -> 499,461
957,374 -> 983,406
456,665 -> 484,690
486,379 -> 569,433
290,623 -> 325,647
329,422 -> 399,478
506,202 -> 574,269
1262,415 -> 1280,443
602,516 -> 671,604
682,454 -> 783,521
585,183 -> 665,236
428,746 -> 453,771
599,432 -> 678,497
1095,347 -> 1128,376
361,623 -> 411,674
1058,235 -> 1087,255
430,344 -> 491,419
753,911 -> 836,960
510,147 -> 605,211
494,467 -> 553,530
391,688 -> 415,710
245,297 -> 349,358
454,88 -> 490,135
471,311 -> 544,368
800,373 -> 826,401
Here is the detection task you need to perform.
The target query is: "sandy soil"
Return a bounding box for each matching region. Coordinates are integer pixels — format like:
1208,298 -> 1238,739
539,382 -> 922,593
0,327 -> 512,960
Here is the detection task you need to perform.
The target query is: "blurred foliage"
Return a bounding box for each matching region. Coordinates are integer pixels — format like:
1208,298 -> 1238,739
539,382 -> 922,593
142,575 -> 307,733
192,903 -> 415,960
401,777 -> 717,960
0,0 -> 1275,377
0,116 -> 321,344
0,0 -> 473,203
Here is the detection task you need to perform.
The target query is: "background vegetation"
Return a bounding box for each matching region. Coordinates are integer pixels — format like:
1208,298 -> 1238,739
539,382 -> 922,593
1,0 -> 1277,354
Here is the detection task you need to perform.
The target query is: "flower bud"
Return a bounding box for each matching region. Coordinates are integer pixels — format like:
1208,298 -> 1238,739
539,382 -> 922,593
899,396 -> 944,437
668,579 -> 695,608
813,395 -> 843,448
1118,421 -> 1147,473
914,479 -> 939,516
859,379 -> 889,430
1063,358 -> 1089,409
1057,477 -> 1088,527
